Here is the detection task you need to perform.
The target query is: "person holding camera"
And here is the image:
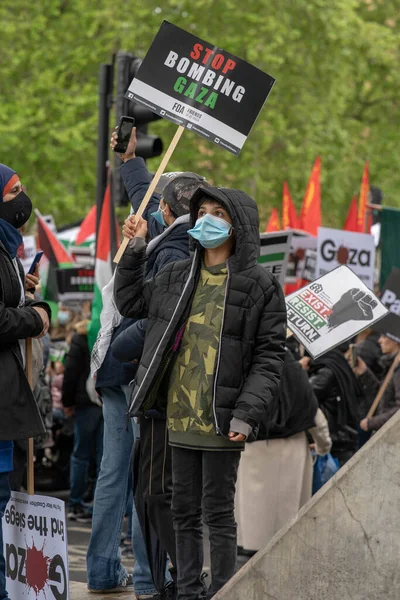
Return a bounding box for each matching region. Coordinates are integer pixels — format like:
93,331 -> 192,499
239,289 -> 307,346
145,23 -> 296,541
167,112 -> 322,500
0,163 -> 51,600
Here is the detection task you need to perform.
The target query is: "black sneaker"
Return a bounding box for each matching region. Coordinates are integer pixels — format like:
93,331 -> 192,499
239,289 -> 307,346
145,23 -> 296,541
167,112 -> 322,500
67,504 -> 92,523
152,582 -> 177,600
88,573 -> 134,593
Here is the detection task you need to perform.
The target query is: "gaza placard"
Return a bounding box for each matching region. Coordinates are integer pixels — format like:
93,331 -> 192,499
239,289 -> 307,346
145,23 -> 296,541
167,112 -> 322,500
286,265 -> 388,359
125,21 -> 275,155
316,227 -> 375,290
4,491 -> 69,600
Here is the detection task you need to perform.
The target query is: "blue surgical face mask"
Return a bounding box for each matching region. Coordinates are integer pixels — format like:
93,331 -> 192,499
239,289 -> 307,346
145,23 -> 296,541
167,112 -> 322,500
151,205 -> 167,227
188,213 -> 232,249
58,310 -> 70,326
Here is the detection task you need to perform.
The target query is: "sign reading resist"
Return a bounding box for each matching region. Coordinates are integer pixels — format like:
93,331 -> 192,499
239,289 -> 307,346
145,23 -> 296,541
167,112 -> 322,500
125,21 -> 275,155
286,265 -> 387,359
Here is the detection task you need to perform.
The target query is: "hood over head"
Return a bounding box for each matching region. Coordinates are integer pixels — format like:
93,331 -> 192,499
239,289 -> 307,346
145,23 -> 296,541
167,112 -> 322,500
0,164 -> 19,200
190,186 -> 260,272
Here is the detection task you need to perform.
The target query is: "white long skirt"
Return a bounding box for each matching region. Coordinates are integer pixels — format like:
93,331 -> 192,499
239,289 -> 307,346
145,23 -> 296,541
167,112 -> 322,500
236,431 -> 313,552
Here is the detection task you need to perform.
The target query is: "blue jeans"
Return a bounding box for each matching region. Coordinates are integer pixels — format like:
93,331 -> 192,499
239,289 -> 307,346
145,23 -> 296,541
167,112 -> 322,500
69,405 -> 104,506
86,386 -> 156,595
0,473 -> 10,599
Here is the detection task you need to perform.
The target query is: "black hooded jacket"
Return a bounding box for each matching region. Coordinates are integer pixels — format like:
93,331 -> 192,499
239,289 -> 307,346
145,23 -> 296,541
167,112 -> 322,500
0,242 -> 51,440
114,186 -> 287,436
309,350 -> 362,454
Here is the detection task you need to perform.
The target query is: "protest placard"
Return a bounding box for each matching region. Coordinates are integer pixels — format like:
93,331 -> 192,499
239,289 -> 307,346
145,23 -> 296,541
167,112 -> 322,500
18,236 -> 37,274
285,231 -> 316,284
373,267 -> 400,343
286,265 -> 388,359
316,227 -> 375,289
258,231 -> 292,286
125,21 -> 275,156
56,267 -> 95,301
4,491 -> 69,600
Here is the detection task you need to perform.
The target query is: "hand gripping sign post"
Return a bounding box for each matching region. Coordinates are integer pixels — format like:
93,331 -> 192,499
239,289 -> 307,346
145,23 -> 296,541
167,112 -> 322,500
3,341 -> 69,599
286,265 -> 388,359
114,21 -> 275,263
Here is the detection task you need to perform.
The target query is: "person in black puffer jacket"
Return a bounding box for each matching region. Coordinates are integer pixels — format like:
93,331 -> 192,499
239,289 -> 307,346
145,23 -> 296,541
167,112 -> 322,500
114,185 -> 286,600
62,320 -> 103,520
0,163 -> 51,600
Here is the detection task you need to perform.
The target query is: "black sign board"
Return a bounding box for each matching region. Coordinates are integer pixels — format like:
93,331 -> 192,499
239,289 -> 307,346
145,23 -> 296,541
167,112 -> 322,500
57,267 -> 95,301
125,21 -> 275,155
373,267 -> 400,343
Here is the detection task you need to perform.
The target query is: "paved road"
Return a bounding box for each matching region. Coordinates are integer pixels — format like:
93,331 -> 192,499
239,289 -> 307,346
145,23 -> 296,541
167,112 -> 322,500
47,490 -> 248,586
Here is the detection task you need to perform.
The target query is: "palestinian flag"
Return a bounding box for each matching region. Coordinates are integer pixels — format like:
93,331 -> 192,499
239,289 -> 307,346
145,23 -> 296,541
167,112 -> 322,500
87,183 -> 120,351
35,210 -> 74,308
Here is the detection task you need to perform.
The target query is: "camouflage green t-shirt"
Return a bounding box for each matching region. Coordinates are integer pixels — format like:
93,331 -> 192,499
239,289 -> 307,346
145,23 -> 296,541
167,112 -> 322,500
167,262 -> 242,450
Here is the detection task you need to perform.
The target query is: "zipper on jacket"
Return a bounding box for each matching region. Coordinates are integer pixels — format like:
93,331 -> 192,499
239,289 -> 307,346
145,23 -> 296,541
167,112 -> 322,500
212,261 -> 231,436
127,250 -> 199,416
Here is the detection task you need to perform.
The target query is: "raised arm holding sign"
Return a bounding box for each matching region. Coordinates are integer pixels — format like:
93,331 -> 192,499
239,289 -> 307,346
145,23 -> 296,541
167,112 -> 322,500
113,20 -> 275,263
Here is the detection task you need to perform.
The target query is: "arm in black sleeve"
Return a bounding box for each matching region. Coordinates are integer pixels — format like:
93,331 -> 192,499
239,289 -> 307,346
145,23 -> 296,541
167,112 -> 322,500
114,237 -> 159,319
368,369 -> 400,431
111,319 -> 147,363
0,301 -> 45,344
232,279 -> 287,430
309,367 -> 336,403
61,334 -> 84,408
120,158 -> 164,239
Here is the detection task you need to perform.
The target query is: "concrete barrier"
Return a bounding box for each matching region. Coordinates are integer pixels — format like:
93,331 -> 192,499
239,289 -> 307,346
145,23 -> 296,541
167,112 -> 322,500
213,410 -> 400,600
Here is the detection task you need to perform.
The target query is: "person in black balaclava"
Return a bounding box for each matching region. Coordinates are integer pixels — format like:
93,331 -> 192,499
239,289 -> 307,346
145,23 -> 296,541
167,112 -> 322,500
0,163 -> 51,600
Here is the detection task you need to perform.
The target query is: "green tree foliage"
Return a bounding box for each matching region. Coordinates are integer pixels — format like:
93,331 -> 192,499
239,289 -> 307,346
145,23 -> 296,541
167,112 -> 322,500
0,0 -> 399,228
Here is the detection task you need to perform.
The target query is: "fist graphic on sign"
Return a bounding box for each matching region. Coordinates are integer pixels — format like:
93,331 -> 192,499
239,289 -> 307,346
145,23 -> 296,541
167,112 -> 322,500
328,288 -> 377,329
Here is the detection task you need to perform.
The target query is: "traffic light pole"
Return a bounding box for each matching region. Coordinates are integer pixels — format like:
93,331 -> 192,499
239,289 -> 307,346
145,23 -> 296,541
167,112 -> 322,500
96,63 -> 114,240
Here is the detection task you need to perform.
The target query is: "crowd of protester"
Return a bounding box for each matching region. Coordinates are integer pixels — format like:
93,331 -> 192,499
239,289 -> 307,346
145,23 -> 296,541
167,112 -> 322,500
0,140 -> 399,600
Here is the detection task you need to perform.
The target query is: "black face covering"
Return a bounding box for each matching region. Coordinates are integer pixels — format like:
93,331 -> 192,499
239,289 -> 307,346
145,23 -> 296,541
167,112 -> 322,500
0,191 -> 33,228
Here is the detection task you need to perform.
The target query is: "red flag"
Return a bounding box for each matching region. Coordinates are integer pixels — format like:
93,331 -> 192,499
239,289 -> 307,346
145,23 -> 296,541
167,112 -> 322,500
75,205 -> 96,245
300,157 -> 321,236
344,195 -> 358,232
282,182 -> 300,229
265,208 -> 281,232
357,161 -> 372,232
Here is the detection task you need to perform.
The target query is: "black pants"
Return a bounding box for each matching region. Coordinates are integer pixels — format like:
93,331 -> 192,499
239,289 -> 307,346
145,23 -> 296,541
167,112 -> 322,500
138,416 -> 177,580
171,446 -> 241,600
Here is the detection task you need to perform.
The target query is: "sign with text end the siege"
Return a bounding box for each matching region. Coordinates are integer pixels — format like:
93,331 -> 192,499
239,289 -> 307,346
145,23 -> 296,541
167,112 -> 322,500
316,227 -> 375,290
258,231 -> 292,286
4,491 -> 69,600
125,21 -> 275,155
373,267 -> 400,343
286,265 -> 388,359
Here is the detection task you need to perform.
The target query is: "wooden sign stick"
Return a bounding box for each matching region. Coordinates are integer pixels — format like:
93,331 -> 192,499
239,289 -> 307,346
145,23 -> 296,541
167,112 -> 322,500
367,352 -> 400,419
114,125 -> 185,264
25,338 -> 35,495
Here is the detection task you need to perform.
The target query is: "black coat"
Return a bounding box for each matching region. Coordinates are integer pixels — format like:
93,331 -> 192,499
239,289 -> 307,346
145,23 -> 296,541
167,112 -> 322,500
309,351 -> 361,455
0,242 -> 51,440
114,186 -> 287,436
259,349 -> 318,440
62,332 -> 92,408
